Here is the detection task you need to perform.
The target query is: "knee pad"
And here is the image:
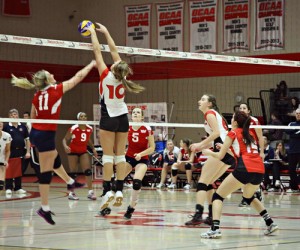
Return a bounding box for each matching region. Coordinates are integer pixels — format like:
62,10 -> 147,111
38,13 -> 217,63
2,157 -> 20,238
133,179 -> 142,190
102,155 -> 114,165
171,169 -> 178,177
185,163 -> 192,170
53,154 -> 61,169
39,171 -> 53,184
196,182 -> 208,192
116,180 -> 124,191
207,184 -> 214,191
114,155 -> 126,165
103,181 -> 111,193
243,196 -> 255,205
212,192 -> 224,202
84,169 -> 92,176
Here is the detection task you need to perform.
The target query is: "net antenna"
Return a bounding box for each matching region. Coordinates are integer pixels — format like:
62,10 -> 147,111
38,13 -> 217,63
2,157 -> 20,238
166,102 -> 175,140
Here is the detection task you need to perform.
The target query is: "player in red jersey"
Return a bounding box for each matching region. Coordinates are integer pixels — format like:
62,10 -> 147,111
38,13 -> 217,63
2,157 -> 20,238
238,103 -> 264,206
123,107 -> 155,219
168,138 -> 196,190
200,111 -> 278,239
11,60 -> 96,225
63,112 -> 98,201
87,23 -> 145,212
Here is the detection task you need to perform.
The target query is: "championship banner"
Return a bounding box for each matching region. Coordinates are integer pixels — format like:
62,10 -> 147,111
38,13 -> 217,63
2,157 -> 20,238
125,4 -> 151,49
156,1 -> 184,51
93,102 -> 168,143
223,0 -> 250,52
189,0 -> 218,53
255,0 -> 284,50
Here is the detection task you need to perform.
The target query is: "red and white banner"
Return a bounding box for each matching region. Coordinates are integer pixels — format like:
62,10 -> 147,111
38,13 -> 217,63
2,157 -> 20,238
156,1 -> 184,51
223,0 -> 250,52
189,0 -> 218,53
125,4 -> 151,49
255,0 -> 284,50
2,0 -> 30,17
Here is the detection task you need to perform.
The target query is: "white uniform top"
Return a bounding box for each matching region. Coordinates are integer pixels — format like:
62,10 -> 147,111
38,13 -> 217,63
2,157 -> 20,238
99,68 -> 128,117
163,146 -> 180,158
0,131 -> 12,163
204,109 -> 228,142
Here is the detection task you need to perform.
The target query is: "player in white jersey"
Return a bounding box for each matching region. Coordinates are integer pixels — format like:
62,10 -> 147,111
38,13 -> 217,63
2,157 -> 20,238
185,94 -> 236,226
0,121 -> 12,190
87,23 -> 145,212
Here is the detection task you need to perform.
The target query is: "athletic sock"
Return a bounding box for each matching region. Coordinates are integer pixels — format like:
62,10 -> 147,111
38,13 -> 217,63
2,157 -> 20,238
260,209 -> 273,226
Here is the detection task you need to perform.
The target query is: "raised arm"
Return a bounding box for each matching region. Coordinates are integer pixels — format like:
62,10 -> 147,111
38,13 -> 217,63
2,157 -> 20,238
62,60 -> 96,93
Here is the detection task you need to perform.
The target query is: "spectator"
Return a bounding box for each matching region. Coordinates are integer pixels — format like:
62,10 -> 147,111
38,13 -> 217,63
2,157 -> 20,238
262,136 -> 275,190
3,109 -> 30,195
287,96 -> 300,122
267,141 -> 289,192
285,108 -> 300,193
273,80 -> 290,121
156,139 -> 180,189
263,112 -> 283,149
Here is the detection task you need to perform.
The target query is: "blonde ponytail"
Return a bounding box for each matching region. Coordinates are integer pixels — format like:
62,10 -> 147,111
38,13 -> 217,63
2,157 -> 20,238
11,70 -> 48,91
11,74 -> 35,90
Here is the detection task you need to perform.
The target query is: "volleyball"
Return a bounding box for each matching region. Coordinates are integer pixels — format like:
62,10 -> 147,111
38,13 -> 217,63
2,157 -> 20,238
78,20 -> 95,38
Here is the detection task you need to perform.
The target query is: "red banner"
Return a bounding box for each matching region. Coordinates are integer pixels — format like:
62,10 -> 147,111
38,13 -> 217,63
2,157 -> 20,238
2,0 -> 31,17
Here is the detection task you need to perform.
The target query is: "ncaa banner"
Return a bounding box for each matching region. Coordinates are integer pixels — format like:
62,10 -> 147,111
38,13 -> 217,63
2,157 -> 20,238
255,0 -> 284,50
156,1 -> 184,51
223,0 -> 250,52
125,4 -> 151,49
189,0 -> 218,53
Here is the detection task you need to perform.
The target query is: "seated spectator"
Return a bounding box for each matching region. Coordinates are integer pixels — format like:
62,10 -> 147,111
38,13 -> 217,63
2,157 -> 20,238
262,136 -> 275,190
285,108 -> 300,193
267,141 -> 289,192
273,80 -> 290,121
156,139 -> 180,189
263,112 -> 283,148
287,96 -> 300,123
168,138 -> 195,190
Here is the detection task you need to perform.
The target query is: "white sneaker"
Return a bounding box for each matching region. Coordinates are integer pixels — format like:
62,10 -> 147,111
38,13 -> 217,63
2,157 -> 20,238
286,188 -> 299,193
6,189 -> 12,194
264,223 -> 279,235
87,190 -> 97,200
168,183 -> 177,189
113,191 -> 123,207
124,183 -> 133,188
275,180 -> 281,188
100,191 -> 115,209
156,183 -> 165,189
68,192 -> 79,200
183,184 -> 191,190
201,229 -> 222,239
15,189 -> 27,194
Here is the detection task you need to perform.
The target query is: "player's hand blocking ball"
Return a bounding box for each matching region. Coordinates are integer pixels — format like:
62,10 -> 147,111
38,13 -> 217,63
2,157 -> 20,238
78,20 -> 95,37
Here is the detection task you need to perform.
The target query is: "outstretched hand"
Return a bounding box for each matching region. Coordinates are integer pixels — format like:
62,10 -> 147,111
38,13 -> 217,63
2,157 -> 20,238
95,23 -> 108,34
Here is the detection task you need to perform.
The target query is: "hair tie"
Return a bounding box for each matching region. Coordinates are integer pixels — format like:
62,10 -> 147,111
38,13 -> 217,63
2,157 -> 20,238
77,112 -> 83,120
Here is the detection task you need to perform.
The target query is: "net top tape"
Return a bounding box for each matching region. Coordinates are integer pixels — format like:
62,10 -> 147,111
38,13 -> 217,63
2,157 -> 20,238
1,34 -> 300,67
0,118 -> 299,130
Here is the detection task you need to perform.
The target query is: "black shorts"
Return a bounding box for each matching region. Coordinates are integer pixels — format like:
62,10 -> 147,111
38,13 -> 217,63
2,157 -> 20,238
30,128 -> 56,152
126,156 -> 149,168
221,153 -> 236,167
100,114 -> 129,132
232,169 -> 264,185
164,155 -> 177,166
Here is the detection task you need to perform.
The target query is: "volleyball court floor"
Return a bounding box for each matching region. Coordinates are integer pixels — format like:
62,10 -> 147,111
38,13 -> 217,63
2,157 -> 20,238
0,176 -> 299,250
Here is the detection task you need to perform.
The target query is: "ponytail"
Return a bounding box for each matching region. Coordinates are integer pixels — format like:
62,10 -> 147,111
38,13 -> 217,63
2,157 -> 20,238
11,74 -> 35,90
242,117 -> 254,146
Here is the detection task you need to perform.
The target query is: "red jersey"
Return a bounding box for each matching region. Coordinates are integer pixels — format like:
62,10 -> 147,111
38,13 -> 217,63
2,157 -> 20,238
126,125 -> 153,160
69,124 -> 93,154
32,84 -> 63,131
179,148 -> 196,163
250,116 -> 260,144
227,128 -> 264,173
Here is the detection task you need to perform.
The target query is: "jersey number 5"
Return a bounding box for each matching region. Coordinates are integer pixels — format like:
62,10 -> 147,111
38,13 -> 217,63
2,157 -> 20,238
38,93 -> 49,110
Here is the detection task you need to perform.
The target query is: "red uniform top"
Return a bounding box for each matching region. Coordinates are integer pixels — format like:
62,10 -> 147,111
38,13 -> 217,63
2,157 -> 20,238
179,148 -> 197,163
69,124 -> 93,154
227,128 -> 264,173
32,84 -> 63,131
250,116 -> 260,144
126,125 -> 153,160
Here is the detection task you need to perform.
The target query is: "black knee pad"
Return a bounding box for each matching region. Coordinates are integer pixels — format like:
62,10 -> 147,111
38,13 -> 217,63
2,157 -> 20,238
116,180 -> 124,191
0,180 -> 4,190
196,182 -> 208,192
171,169 -> 178,177
39,171 -> 53,184
133,179 -> 142,190
53,154 -> 61,169
242,196 -> 255,205
207,184 -> 214,191
212,192 -> 224,202
84,169 -> 92,176
185,163 -> 192,170
103,181 -> 111,193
